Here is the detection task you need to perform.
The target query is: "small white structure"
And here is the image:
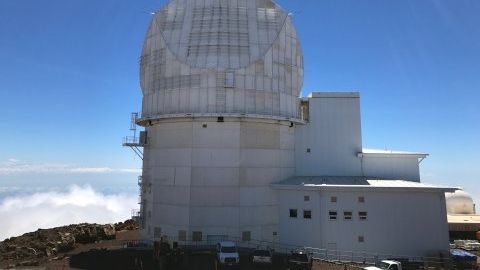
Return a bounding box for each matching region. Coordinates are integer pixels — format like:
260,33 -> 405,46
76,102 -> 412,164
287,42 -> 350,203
446,190 -> 476,215
445,190 -> 480,239
128,0 -> 456,258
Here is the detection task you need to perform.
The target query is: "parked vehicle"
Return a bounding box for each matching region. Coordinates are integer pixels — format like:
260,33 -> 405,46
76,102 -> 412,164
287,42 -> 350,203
252,249 -> 273,265
364,260 -> 402,270
287,250 -> 312,270
450,249 -> 477,270
216,241 -> 240,266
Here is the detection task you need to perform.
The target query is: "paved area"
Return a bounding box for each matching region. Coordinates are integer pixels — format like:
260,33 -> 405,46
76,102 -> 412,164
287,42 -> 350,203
42,230 -> 140,270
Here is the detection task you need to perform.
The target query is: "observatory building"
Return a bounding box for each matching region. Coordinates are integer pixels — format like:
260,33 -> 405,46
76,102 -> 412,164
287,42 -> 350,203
445,190 -> 480,240
127,0 -> 456,257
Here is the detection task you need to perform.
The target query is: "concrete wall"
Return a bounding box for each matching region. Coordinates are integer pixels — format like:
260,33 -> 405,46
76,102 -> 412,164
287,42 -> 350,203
277,188 -> 450,257
140,118 -> 295,242
295,93 -> 363,176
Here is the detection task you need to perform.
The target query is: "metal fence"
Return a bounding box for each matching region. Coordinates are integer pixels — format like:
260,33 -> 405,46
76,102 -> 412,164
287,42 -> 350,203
123,235 -> 477,270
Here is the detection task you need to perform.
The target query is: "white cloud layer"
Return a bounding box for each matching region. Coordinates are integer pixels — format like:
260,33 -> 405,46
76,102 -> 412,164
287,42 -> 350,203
0,185 -> 137,240
0,159 -> 140,175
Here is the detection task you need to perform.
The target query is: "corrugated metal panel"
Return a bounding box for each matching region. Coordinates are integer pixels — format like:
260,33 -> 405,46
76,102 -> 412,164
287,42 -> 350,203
139,0 -> 304,120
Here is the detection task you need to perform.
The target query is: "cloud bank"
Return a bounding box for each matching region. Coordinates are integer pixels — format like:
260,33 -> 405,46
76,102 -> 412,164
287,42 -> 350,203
0,159 -> 140,175
0,185 -> 137,241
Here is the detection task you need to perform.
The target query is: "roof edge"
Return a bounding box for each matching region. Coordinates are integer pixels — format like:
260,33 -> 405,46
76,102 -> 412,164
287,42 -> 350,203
307,92 -> 359,98
271,183 -> 458,193
358,152 -> 429,158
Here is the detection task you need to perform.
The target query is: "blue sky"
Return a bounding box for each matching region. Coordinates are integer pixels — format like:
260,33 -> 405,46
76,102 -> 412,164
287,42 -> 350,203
0,0 -> 479,202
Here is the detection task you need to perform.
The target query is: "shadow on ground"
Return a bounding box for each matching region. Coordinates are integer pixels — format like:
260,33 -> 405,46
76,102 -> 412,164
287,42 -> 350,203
70,249 -> 156,270
69,249 -> 291,270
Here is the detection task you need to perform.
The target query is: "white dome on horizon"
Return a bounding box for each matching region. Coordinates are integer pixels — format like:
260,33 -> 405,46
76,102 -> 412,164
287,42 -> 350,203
445,190 -> 476,215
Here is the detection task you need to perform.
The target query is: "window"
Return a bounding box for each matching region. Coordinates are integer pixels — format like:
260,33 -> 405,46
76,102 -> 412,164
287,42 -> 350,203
343,211 -> 353,220
330,196 -> 337,203
306,148 -> 311,153
154,227 -> 162,238
192,231 -> 202,241
202,124 -> 208,128
289,209 -> 298,218
358,236 -> 365,243
273,231 -> 277,236
329,211 -> 337,220
304,195 -> 310,201
178,230 -> 187,241
359,211 -> 368,220
303,210 -> 312,219
242,231 -> 251,241
358,196 -> 365,203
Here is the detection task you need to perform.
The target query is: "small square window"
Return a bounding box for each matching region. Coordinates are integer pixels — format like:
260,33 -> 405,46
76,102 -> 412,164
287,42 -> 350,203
304,195 -> 310,201
358,236 -> 365,243
178,230 -> 187,241
202,124 -> 208,128
303,210 -> 312,219
359,211 -> 368,220
330,196 -> 337,203
358,196 -> 365,203
273,231 -> 277,236
192,231 -> 202,241
289,209 -> 298,218
242,231 -> 251,241
306,148 -> 311,153
329,211 -> 337,220
344,211 -> 352,220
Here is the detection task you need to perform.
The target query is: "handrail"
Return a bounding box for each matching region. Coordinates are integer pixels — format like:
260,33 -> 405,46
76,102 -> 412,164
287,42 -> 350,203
123,136 -> 140,145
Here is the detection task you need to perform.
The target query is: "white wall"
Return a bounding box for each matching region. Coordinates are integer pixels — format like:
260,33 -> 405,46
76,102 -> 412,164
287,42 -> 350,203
295,92 -> 422,182
295,93 -> 363,176
140,118 -> 295,242
277,188 -> 450,257
362,156 -> 421,181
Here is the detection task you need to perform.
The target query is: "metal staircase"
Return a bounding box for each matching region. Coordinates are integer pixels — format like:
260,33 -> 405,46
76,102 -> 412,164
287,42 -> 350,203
122,112 -> 145,160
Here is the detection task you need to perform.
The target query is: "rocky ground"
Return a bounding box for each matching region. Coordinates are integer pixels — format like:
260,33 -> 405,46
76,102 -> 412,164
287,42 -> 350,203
0,219 -> 138,269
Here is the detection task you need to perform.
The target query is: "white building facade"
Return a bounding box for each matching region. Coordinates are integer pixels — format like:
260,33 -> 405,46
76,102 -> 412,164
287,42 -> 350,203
131,0 -> 455,258
275,179 -> 453,257
275,92 -> 454,257
137,0 -> 303,244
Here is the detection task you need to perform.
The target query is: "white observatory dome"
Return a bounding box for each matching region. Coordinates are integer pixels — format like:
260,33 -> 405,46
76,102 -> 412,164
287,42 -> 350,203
136,0 -> 303,243
139,0 -> 304,122
445,190 -> 476,215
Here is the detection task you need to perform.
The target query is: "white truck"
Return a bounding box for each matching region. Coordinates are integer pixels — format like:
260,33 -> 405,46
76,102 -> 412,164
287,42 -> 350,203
364,260 -> 402,270
216,241 -> 240,267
